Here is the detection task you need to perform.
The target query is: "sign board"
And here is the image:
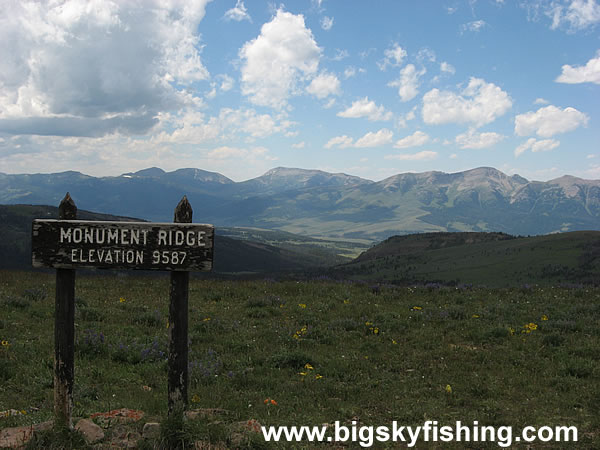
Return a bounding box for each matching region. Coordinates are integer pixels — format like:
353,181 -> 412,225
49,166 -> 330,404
32,219 -> 214,271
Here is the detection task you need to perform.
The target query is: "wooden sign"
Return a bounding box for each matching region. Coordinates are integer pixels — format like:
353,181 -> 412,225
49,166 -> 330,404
32,220 -> 214,271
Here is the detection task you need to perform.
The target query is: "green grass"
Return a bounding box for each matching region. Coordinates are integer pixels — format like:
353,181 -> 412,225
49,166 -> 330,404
1,271 -> 599,448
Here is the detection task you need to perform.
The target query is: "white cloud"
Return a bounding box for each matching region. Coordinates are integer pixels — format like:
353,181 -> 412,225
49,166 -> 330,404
306,71 -> 341,98
455,129 -> 505,149
534,97 -> 550,105
344,67 -> 357,79
239,9 -> 321,109
556,50 -> 600,84
325,129 -> 393,149
422,77 -> 512,127
394,130 -> 430,148
385,150 -> 438,161
207,145 -> 277,165
396,107 -> 417,128
388,64 -> 426,102
514,105 -> 589,137
549,0 -> 600,31
378,43 -> 407,70
354,129 -> 394,148
440,62 -> 456,74
332,49 -> 349,61
208,146 -> 247,159
461,19 -> 487,32
337,97 -> 393,121
292,141 -> 305,149
323,98 -> 336,109
514,137 -> 560,157
324,135 -> 353,149
416,48 -> 436,63
224,0 -> 251,22
219,74 -> 235,91
0,0 -> 211,136
321,16 -> 334,30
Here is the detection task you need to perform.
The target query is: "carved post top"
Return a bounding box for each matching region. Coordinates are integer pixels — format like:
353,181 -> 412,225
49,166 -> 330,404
174,196 -> 193,224
59,193 -> 77,220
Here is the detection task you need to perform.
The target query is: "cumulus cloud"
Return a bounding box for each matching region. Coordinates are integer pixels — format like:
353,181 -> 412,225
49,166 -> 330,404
378,43 -> 407,70
514,105 -> 589,137
0,0 -> 211,137
324,135 -> 353,149
325,129 -> 393,149
384,150 -> 438,161
514,137 -> 560,157
455,129 -> 505,149
239,9 -> 321,109
306,71 -> 341,98
337,97 -> 393,121
440,62 -> 456,74
388,64 -> 426,102
394,130 -> 430,148
556,50 -> 600,84
422,77 -> 512,127
354,129 -> 394,148
224,0 -> 251,22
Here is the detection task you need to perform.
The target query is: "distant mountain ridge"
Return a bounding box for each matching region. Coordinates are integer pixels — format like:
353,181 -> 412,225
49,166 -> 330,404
1,166 -> 599,240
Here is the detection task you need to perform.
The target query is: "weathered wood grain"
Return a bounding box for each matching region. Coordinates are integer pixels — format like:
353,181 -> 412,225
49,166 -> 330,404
54,193 -> 76,429
168,196 -> 191,416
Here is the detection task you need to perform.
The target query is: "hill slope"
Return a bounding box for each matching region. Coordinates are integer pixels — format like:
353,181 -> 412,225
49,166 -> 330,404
0,205 -> 350,273
332,231 -> 600,287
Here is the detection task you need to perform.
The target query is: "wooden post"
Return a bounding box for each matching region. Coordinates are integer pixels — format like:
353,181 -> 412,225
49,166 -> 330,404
54,193 -> 77,429
168,196 -> 192,416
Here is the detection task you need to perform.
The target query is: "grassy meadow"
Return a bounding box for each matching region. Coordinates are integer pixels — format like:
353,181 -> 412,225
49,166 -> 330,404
1,270 -> 599,447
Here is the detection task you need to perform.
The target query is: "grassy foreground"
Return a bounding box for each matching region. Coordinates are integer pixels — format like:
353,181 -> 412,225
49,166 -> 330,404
1,270 -> 599,448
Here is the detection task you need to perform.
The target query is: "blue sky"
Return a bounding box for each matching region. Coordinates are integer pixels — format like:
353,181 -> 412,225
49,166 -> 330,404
0,0 -> 599,182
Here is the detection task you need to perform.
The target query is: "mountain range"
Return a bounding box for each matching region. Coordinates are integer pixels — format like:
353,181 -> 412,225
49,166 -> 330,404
1,166 -> 599,241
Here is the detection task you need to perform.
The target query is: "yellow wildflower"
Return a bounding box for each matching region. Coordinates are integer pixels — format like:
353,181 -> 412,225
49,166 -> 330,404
203,317 -> 211,322
304,363 -> 314,370
472,314 -> 480,318
315,374 -> 323,380
298,303 -> 307,309
343,299 -> 350,304
191,394 -> 201,403
541,314 -> 548,321
445,384 -> 452,394
299,372 -> 307,376
119,297 -> 126,303
1,340 -> 9,347
412,306 -> 422,311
